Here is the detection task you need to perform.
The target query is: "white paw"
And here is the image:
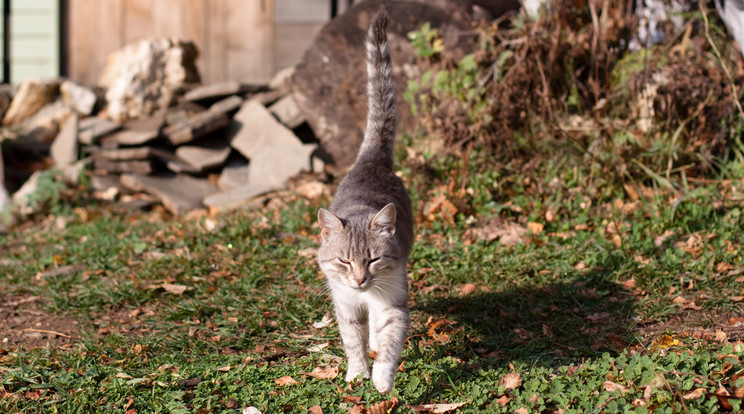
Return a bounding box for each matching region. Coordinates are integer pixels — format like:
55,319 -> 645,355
345,367 -> 370,383
372,361 -> 396,394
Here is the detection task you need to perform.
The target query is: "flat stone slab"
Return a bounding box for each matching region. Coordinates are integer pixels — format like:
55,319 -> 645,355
2,78 -> 60,125
247,142 -> 316,188
78,117 -> 121,145
217,159 -> 251,190
95,146 -> 152,160
175,138 -> 231,171
162,95 -> 242,145
183,81 -> 242,102
228,99 -> 304,159
50,114 -> 79,167
102,113 -> 164,146
268,95 -> 304,129
94,158 -> 153,174
203,181 -> 277,211
120,173 -> 218,216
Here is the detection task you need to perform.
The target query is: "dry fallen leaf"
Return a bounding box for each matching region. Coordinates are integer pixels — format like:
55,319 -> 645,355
242,407 -> 262,414
683,388 -> 705,400
499,372 -> 522,390
367,396 -> 398,414
409,401 -> 468,413
603,380 -> 630,394
308,405 -> 323,414
217,365 -> 232,372
275,375 -> 298,385
300,365 -> 339,380
527,222 -> 544,234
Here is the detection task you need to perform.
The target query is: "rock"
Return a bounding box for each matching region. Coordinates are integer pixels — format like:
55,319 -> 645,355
91,174 -> 122,193
2,78 -> 60,125
175,138 -> 231,171
0,146 -> 8,212
95,147 -> 152,160
202,181 -> 277,211
11,170 -> 43,216
269,66 -> 295,93
78,117 -> 121,145
102,112 -> 164,146
61,158 -> 90,184
291,0 -> 515,167
94,159 -> 153,174
120,173 -> 218,216
217,159 -> 251,190
150,149 -> 202,174
11,100 -> 74,144
268,95 -> 304,129
162,95 -> 241,145
100,38 -> 200,121
228,100 -> 299,159
60,80 -> 98,115
0,85 -> 14,122
183,81 -> 265,102
251,89 -> 286,107
50,114 -> 78,167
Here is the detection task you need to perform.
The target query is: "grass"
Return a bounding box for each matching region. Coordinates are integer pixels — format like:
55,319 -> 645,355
2,4 -> 744,413
0,147 -> 742,413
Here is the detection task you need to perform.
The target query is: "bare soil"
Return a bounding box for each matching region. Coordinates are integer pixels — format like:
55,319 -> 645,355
0,294 -> 80,349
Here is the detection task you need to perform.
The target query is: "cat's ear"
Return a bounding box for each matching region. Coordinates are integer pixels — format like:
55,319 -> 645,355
318,208 -> 343,240
370,203 -> 396,236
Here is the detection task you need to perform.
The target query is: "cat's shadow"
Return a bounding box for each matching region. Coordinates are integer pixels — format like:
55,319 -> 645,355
412,272 -> 636,367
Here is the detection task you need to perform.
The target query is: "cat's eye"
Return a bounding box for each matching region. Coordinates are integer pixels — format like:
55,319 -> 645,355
337,258 -> 351,265
368,257 -> 380,266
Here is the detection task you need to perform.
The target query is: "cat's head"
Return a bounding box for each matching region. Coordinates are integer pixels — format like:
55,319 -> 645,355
316,204 -> 403,290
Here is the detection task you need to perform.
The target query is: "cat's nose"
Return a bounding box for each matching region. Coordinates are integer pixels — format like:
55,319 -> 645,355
355,276 -> 367,286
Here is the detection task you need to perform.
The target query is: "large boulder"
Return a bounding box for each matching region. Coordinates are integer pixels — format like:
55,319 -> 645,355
291,0 -> 519,167
99,38 -> 200,122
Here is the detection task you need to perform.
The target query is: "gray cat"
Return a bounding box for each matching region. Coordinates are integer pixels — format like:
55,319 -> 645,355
316,11 -> 413,394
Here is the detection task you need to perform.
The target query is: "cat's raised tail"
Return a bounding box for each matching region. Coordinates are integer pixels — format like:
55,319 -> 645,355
355,11 -> 397,170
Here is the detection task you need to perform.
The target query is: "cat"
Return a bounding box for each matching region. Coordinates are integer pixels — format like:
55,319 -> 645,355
316,10 -> 414,395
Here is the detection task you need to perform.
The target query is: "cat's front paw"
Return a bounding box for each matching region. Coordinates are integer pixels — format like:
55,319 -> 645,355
372,361 -> 396,394
345,366 -> 370,383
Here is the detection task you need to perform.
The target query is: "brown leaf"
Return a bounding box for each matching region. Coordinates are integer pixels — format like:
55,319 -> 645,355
341,395 -> 363,404
300,365 -> 339,380
424,195 -> 458,225
308,405 -> 323,414
682,388 -> 704,400
348,406 -> 365,414
527,222 -> 543,234
459,283 -> 476,296
495,395 -> 511,406
274,375 -> 298,385
226,398 -> 240,409
603,380 -> 629,394
217,365 -> 232,372
498,372 -> 521,390
408,401 -> 468,413
467,218 -> 527,246
367,396 -> 398,414
513,408 -> 529,414
713,387 -> 733,410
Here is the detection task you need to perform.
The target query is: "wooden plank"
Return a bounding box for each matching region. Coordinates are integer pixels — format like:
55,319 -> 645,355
275,0 -> 329,23
68,0 -> 125,85
275,23 -> 323,69
152,0 -> 184,38
123,0 -> 153,43
181,0 -> 207,82
206,0 -> 227,83
224,0 -> 275,83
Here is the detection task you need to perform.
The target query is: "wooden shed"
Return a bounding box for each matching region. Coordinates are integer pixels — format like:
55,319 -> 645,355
1,0 -> 354,85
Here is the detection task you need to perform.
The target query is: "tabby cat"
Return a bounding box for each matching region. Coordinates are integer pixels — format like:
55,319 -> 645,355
316,10 -> 414,394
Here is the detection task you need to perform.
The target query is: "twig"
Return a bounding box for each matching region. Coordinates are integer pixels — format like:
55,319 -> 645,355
23,328 -> 71,338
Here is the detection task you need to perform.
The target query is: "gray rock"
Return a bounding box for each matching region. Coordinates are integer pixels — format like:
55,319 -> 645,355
95,146 -> 152,160
203,181 -> 277,211
268,95 -> 304,129
78,117 -> 121,145
162,95 -> 241,145
94,158 -> 153,174
14,100 -> 74,143
217,159 -> 251,190
247,142 -> 316,188
102,112 -> 164,146
11,170 -> 43,216
50,114 -> 79,167
183,81 -> 242,102
175,139 -> 231,171
120,173 -> 218,216
228,100 -> 302,159
269,66 -> 295,93
60,80 -> 98,115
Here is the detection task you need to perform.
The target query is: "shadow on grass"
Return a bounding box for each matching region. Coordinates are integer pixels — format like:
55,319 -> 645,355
413,272 -> 637,367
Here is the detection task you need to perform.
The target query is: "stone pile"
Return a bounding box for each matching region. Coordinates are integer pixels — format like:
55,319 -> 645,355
0,38 -> 318,217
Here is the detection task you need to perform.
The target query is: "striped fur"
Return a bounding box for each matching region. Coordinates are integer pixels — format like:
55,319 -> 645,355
316,10 -> 413,395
